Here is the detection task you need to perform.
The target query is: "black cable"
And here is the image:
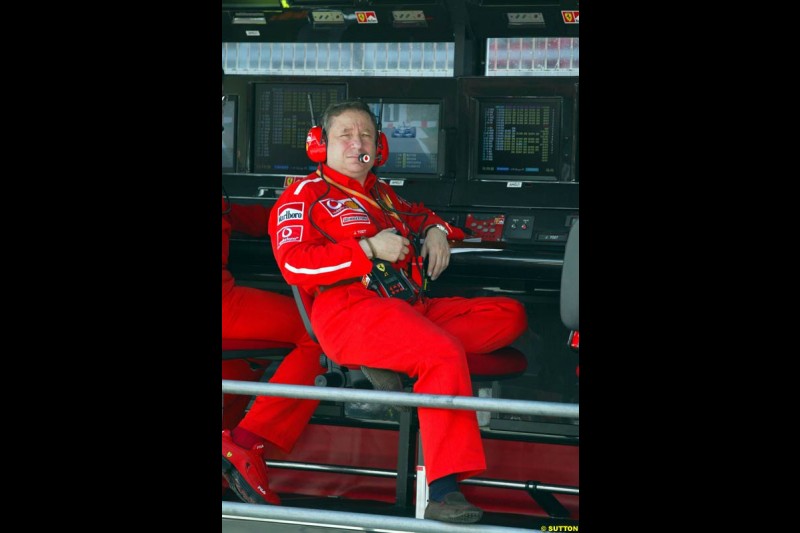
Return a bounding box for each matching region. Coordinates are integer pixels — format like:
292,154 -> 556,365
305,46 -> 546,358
369,182 -> 432,290
222,184 -> 231,215
310,165 -> 434,293
308,164 -> 338,244
312,170 -> 387,245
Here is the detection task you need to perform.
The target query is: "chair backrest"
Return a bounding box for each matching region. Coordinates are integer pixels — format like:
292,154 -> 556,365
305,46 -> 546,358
291,285 -> 318,343
560,219 -> 579,332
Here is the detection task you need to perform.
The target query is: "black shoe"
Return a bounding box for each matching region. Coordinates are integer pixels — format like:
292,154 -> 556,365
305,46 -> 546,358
360,366 -> 404,392
424,491 -> 483,524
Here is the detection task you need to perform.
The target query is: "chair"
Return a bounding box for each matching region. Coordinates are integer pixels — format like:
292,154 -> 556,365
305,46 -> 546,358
559,220 -> 579,369
290,285 -> 528,389
222,338 -> 295,360
290,283 -> 528,508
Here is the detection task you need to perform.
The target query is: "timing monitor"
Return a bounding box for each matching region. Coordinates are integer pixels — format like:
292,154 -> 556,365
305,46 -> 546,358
365,99 -> 444,178
222,94 -> 238,173
471,96 -> 563,182
252,82 -> 347,175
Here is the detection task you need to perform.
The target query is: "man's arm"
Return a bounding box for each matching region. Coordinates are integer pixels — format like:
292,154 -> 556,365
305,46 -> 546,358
377,182 -> 461,280
269,185 -> 373,288
375,181 -> 465,239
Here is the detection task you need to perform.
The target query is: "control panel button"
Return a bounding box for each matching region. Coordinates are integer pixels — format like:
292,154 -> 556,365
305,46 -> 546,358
464,213 -> 505,242
503,215 -> 534,241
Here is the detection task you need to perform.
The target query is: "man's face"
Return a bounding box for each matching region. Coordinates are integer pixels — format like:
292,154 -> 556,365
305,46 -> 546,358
325,109 -> 376,182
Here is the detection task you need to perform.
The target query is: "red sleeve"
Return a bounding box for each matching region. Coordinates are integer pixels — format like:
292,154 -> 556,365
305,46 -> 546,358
228,203 -> 270,238
376,182 -> 465,240
269,183 -> 373,289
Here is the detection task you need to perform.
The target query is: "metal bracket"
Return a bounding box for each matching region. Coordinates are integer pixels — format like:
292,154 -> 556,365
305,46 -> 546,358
525,480 -> 571,518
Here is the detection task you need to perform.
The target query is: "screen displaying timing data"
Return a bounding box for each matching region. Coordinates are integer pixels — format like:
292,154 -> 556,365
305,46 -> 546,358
253,83 -> 347,175
475,97 -> 562,182
367,101 -> 441,176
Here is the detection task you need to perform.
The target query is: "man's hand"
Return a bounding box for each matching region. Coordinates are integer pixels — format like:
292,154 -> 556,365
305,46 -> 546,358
421,227 -> 450,280
366,228 -> 411,262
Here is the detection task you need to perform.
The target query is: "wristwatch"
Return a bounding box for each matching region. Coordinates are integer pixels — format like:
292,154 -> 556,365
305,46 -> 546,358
426,224 -> 448,237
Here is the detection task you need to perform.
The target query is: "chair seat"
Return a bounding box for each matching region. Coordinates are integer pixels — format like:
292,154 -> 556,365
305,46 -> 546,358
466,347 -> 527,381
326,347 -> 527,385
222,339 -> 295,350
222,339 -> 295,360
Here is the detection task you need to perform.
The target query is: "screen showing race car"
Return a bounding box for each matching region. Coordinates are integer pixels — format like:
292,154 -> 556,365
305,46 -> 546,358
366,100 -> 442,177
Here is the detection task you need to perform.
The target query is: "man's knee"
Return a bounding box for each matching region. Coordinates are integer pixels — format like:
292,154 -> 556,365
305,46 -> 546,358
492,297 -> 528,338
508,298 -> 528,335
417,335 -> 469,372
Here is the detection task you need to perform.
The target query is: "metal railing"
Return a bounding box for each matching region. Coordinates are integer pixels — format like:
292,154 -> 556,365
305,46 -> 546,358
265,459 -> 579,496
222,381 -> 579,419
223,501 -> 551,532
222,379 -> 579,532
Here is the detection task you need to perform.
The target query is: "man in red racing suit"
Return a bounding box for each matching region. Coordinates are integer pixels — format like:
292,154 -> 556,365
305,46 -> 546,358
221,69 -> 325,506
267,101 -> 528,524
221,199 -> 326,505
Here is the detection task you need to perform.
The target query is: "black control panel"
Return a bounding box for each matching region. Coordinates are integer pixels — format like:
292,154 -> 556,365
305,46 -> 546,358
438,209 -> 578,247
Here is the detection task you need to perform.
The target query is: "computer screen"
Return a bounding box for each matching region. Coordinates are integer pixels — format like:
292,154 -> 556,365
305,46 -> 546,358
252,82 -> 347,175
222,94 -> 237,173
366,100 -> 443,178
472,96 -> 562,182
573,85 -> 578,183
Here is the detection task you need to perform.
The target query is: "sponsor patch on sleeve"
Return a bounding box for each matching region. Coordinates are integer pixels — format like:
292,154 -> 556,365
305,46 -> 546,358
276,202 -> 305,225
276,225 -> 303,248
340,214 -> 370,226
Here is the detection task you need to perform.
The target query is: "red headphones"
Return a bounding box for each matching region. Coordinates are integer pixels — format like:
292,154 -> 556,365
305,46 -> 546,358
305,126 -> 389,167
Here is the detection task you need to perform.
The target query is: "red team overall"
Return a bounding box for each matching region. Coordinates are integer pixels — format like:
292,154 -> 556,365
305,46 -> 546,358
221,69 -> 325,505
221,200 -> 324,440
221,199 -> 327,504
268,100 -> 528,523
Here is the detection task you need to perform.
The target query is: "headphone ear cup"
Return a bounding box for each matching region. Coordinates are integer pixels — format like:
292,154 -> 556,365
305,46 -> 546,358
373,131 -> 389,167
306,126 -> 327,163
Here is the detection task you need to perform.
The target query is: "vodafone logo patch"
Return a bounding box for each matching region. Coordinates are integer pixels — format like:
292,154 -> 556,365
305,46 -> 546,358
276,225 -> 303,248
